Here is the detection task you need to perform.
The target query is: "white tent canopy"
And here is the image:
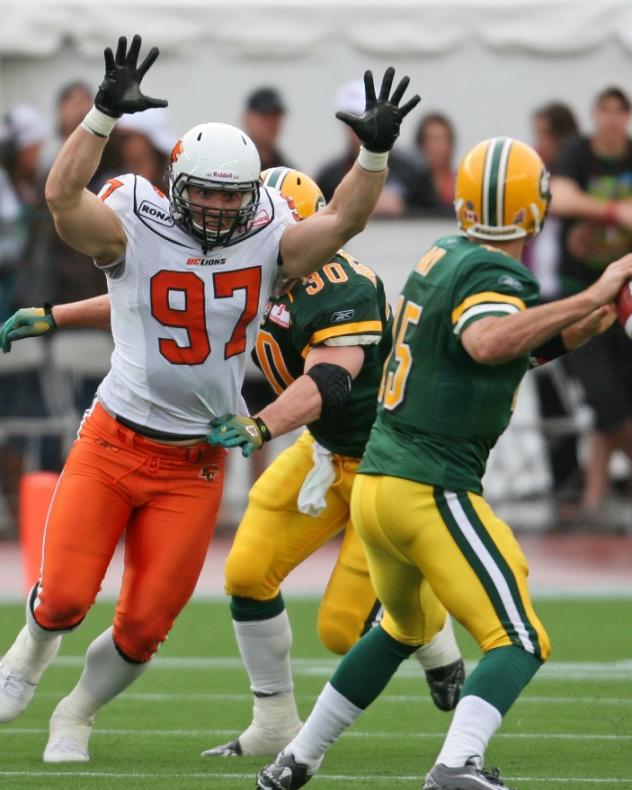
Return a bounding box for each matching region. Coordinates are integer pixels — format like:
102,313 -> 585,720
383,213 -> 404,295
1,1 -> 631,175
2,1 -> 632,57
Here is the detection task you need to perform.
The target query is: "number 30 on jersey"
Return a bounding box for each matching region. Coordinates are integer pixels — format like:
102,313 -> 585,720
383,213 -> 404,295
378,296 -> 422,410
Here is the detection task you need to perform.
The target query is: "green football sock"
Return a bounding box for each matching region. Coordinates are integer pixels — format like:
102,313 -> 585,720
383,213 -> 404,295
461,644 -> 543,715
330,625 -> 418,709
230,592 -> 285,622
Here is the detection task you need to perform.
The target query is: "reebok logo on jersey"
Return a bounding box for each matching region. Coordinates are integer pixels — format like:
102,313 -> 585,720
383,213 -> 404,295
331,309 -> 355,323
498,274 -> 524,291
269,303 -> 291,328
138,200 -> 174,227
186,257 -> 227,266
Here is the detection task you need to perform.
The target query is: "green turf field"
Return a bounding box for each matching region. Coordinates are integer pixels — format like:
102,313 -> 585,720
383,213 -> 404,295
0,597 -> 630,789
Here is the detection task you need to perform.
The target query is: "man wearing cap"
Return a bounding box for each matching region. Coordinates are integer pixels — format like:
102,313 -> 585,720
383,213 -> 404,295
243,86 -> 296,171
316,79 -> 442,217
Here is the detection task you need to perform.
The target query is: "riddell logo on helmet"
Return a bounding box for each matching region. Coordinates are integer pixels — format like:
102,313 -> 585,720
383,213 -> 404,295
208,170 -> 237,179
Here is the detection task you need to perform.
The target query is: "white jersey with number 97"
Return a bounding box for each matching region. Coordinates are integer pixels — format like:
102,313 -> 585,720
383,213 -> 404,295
95,174 -> 296,435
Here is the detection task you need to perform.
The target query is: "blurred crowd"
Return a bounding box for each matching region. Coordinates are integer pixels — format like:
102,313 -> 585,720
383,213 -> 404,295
1,77 -> 632,534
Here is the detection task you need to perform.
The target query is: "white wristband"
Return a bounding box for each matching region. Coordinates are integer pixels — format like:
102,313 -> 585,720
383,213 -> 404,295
80,106 -> 118,138
357,147 -> 389,172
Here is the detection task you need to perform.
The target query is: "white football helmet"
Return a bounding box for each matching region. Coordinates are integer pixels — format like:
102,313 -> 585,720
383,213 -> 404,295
169,122 -> 261,248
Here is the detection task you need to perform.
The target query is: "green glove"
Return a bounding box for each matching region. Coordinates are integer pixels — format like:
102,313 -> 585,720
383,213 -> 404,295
207,414 -> 271,457
0,306 -> 56,353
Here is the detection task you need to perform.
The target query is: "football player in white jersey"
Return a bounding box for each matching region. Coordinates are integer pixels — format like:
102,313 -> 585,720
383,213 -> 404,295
2,169 -> 465,763
0,34 -> 421,763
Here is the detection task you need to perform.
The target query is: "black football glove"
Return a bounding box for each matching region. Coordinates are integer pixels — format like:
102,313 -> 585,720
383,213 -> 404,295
335,67 -> 420,153
95,34 -> 168,118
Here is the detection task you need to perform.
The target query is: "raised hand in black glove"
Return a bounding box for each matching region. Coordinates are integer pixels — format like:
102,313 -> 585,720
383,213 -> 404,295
335,67 -> 420,153
95,34 -> 168,118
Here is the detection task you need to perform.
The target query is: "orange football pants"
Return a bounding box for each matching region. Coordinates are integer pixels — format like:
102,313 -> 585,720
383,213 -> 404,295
33,402 -> 225,662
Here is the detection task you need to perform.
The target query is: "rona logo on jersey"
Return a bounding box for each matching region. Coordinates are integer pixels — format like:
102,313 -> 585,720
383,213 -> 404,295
138,200 -> 174,226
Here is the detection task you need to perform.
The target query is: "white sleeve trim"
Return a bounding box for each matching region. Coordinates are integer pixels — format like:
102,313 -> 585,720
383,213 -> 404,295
323,334 -> 381,347
453,302 -> 521,335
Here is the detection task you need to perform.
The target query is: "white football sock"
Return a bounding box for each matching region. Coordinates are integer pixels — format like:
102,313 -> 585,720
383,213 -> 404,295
238,691 -> 302,755
414,616 -> 461,671
233,610 -> 294,695
287,682 -> 362,769
435,695 -> 502,767
76,627 -> 149,707
3,625 -> 61,683
44,684 -> 98,762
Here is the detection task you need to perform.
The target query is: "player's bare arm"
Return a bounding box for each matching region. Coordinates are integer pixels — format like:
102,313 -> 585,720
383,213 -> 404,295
280,68 -> 420,278
550,175 -> 632,229
45,35 -> 167,264
461,253 -> 632,365
0,295 -> 112,354
51,295 -> 112,330
208,344 -> 364,456
255,344 -> 365,439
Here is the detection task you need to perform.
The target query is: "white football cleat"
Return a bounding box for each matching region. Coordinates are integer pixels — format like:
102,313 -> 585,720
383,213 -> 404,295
43,696 -> 93,763
202,691 -> 302,757
0,626 -> 61,723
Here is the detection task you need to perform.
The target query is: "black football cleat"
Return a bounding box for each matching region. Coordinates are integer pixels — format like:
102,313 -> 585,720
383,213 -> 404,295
425,658 -> 466,711
256,751 -> 314,789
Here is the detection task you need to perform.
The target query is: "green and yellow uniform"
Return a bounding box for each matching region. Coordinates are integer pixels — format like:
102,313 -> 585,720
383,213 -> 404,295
353,235 -> 551,664
225,251 -> 447,653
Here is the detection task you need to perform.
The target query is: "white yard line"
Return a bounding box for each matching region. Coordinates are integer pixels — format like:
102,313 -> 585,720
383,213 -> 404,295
2,727 -> 631,741
0,770 -> 631,785
32,691 -> 632,705
46,656 -> 632,681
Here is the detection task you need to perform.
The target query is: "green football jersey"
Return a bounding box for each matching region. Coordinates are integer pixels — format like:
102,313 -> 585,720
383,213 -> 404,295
360,235 -> 540,494
252,251 -> 392,457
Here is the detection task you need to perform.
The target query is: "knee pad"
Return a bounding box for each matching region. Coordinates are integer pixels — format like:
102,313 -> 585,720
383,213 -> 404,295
224,547 -> 270,599
27,581 -> 86,637
113,613 -> 168,663
317,603 -> 364,655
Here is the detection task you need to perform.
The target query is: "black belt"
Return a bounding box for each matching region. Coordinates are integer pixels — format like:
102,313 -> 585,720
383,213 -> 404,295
115,414 -> 206,442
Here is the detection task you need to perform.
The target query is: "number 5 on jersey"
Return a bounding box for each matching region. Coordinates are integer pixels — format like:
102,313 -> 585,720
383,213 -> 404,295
150,267 -> 261,365
379,297 -> 422,410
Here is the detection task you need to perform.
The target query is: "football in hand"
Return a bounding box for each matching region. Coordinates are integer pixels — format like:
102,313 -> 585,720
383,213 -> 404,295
616,279 -> 632,338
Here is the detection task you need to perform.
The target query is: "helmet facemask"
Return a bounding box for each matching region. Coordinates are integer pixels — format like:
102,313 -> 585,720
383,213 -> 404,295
170,171 -> 260,250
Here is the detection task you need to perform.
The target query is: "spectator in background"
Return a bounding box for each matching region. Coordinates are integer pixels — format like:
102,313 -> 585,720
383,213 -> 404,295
0,105 -> 48,532
316,79 -> 441,217
414,112 -> 456,216
526,102 -> 581,519
44,82 -> 126,307
117,107 -> 174,193
551,86 -> 632,526
242,87 -> 295,171
528,102 -> 580,298
0,105 -> 48,317
55,81 -> 93,142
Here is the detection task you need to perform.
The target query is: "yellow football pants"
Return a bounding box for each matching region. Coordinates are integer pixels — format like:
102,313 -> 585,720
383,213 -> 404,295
351,474 -> 550,660
225,432 -> 447,654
